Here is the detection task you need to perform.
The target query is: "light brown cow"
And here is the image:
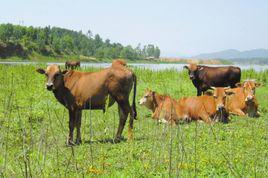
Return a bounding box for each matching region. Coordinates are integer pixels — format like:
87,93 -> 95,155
65,61 -> 80,70
226,80 -> 261,117
182,87 -> 234,123
37,60 -> 137,145
139,88 -> 233,124
139,90 -> 179,124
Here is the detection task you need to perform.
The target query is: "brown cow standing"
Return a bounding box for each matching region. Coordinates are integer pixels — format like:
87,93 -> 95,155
139,88 -> 233,124
37,60 -> 137,145
184,63 -> 241,96
65,61 -> 80,70
226,80 -> 261,117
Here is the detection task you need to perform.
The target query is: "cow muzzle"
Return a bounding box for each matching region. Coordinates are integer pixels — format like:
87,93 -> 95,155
217,104 -> 224,111
189,74 -> 195,80
46,82 -> 53,91
139,98 -> 146,105
245,95 -> 254,102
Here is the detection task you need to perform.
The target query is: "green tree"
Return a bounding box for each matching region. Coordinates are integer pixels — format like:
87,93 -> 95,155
120,45 -> 137,60
94,34 -> 103,50
0,23 -> 14,42
0,23 -> 161,60
154,46 -> 161,58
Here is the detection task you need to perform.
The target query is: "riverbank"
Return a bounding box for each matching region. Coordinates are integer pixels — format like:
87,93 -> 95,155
0,53 -> 232,64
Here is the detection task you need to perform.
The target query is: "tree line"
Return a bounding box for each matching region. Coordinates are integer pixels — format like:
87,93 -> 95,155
0,23 -> 161,60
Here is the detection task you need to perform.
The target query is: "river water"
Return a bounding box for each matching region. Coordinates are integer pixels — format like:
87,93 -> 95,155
0,61 -> 268,72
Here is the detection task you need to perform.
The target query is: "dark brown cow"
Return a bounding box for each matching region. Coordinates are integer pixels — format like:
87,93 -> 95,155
139,88 -> 233,124
65,61 -> 80,70
184,63 -> 241,96
37,60 -> 137,145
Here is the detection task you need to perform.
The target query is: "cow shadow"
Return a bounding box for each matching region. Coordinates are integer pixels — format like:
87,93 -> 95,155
83,136 -> 147,144
84,137 -> 127,144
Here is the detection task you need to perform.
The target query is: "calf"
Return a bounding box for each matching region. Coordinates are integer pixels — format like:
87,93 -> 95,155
184,63 -> 241,96
226,80 -> 261,117
37,60 -> 137,145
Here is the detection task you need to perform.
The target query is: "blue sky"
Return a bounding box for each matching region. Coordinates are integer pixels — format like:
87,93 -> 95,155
1,0 -> 268,57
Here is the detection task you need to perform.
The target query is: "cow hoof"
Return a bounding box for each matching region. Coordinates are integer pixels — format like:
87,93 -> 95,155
66,139 -> 75,146
75,139 -> 82,145
113,136 -> 123,143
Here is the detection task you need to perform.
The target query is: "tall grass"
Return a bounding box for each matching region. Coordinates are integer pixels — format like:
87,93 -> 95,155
0,64 -> 268,177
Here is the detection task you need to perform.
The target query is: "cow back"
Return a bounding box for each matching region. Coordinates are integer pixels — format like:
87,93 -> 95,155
197,66 -> 241,87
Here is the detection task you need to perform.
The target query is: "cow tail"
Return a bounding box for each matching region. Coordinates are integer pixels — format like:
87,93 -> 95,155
132,74 -> 137,120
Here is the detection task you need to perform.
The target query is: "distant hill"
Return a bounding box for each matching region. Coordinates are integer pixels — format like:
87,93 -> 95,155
193,49 -> 268,59
0,23 -> 160,61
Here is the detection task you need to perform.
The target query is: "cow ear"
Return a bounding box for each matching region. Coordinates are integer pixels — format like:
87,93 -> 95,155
146,88 -> 152,93
183,66 -> 189,70
197,66 -> 204,71
255,82 -> 262,87
36,68 -> 45,74
210,86 -> 216,90
235,83 -> 242,87
204,90 -> 213,96
151,91 -> 157,98
61,70 -> 68,75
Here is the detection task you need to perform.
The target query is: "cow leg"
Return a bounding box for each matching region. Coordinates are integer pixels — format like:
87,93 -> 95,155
67,109 -> 76,146
230,83 -> 236,88
230,109 -> 246,116
75,110 -> 82,145
255,111 -> 261,118
115,100 -> 131,143
197,89 -> 202,96
200,112 -> 212,124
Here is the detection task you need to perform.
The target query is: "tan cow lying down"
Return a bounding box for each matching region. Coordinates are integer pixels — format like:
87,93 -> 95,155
37,59 -> 137,145
139,91 -> 179,124
226,80 -> 261,117
139,88 -> 233,124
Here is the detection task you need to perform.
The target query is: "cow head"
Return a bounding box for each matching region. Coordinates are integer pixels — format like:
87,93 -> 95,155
205,87 -> 234,123
139,89 -> 156,110
36,64 -> 68,91
206,87 -> 234,111
236,80 -> 262,102
183,63 -> 203,80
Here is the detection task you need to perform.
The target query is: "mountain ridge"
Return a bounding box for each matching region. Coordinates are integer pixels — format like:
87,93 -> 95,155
193,48 -> 268,59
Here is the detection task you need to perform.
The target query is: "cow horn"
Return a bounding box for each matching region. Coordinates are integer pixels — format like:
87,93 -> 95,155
183,65 -> 188,69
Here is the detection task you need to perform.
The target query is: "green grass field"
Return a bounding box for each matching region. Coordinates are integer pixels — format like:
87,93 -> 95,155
1,64 -> 268,177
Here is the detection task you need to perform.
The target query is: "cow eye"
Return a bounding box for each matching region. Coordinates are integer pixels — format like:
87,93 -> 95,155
213,96 -> 217,99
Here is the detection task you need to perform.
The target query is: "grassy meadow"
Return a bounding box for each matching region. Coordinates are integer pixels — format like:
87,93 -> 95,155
1,64 -> 268,177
